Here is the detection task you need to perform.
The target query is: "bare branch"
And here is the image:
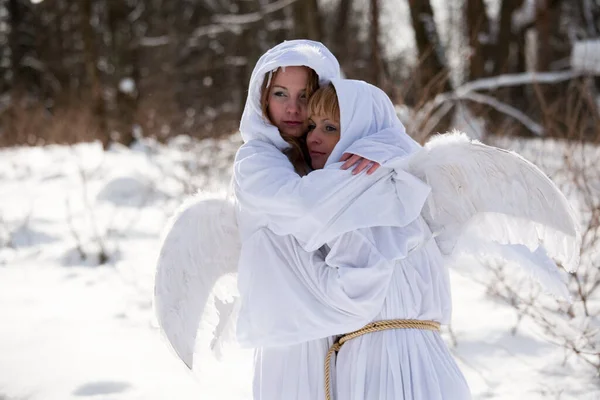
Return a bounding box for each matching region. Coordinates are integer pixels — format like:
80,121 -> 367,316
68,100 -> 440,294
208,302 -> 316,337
414,69 -> 600,138
186,0 -> 297,50
456,70 -> 585,95
212,0 -> 299,25
138,36 -> 170,47
458,92 -> 543,136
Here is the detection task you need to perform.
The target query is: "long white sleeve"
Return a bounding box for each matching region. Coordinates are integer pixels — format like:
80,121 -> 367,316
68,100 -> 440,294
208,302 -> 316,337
236,221 -> 426,348
234,140 -> 431,251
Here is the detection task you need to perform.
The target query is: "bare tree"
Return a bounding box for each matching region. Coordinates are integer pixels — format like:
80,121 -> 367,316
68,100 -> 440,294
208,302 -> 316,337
333,0 -> 353,57
493,0 -> 523,76
406,0 -> 453,135
292,0 -> 322,41
536,0 -> 569,72
81,0 -> 107,147
465,0 -> 491,80
7,0 -> 25,89
0,0 -> 11,95
106,0 -> 140,147
370,0 -> 384,88
406,0 -> 452,100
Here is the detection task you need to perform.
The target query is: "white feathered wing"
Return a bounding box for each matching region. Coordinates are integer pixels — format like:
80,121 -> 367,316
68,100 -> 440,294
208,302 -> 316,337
405,132 -> 580,298
153,195 -> 246,373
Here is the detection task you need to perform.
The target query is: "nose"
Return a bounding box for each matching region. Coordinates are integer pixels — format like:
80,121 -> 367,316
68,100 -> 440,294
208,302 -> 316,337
285,98 -> 302,114
307,130 -> 322,145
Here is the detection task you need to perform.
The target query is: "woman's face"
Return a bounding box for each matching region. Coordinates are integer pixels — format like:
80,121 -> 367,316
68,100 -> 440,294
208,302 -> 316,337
306,115 -> 340,169
266,66 -> 310,138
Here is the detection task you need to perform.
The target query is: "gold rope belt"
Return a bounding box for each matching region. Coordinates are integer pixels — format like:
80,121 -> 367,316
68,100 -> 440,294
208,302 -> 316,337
324,319 -> 441,400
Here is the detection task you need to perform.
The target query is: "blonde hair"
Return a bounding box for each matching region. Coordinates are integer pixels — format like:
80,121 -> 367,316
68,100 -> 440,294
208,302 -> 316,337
260,67 -> 319,176
308,83 -> 340,123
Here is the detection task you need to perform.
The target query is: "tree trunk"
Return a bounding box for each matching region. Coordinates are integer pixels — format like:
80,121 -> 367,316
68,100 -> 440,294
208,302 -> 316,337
370,0 -> 384,88
292,0 -> 322,41
465,0 -> 491,80
407,0 -> 453,136
493,0 -> 523,75
512,29 -> 527,107
535,0 -> 569,131
8,0 -> 24,88
107,0 -> 139,147
407,0 -> 452,100
81,0 -> 107,147
237,0 -> 263,118
535,0 -> 566,72
334,0 -> 352,55
0,0 -> 11,93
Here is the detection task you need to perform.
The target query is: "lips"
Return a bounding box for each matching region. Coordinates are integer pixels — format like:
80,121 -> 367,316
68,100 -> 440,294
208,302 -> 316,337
309,150 -> 326,158
283,121 -> 303,126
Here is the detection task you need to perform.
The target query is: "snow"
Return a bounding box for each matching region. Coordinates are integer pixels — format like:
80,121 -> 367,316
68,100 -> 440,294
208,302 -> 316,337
571,40 -> 600,74
1,134 -> 599,400
118,78 -> 136,95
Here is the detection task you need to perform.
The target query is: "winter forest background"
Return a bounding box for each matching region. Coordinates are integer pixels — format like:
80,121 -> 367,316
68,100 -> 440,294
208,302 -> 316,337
1,0 -> 600,399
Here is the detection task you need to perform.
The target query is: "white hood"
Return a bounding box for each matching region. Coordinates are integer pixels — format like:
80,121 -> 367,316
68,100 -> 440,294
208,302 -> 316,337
239,40 -> 341,149
326,79 -> 420,167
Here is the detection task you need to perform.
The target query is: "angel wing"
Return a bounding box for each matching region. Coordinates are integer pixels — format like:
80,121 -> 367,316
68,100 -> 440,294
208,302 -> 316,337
153,194 -> 243,371
456,233 -> 571,299
407,131 -> 580,297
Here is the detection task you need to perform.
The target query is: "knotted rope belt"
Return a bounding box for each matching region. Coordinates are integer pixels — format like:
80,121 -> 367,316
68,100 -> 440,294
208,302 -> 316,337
324,319 -> 441,400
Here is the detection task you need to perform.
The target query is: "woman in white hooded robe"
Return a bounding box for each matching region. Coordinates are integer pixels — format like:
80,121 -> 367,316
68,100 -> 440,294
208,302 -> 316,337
235,39 -> 340,400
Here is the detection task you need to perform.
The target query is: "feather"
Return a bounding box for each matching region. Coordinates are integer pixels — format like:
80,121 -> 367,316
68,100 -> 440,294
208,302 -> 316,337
407,131 -> 581,283
455,232 -> 571,300
153,194 -> 241,370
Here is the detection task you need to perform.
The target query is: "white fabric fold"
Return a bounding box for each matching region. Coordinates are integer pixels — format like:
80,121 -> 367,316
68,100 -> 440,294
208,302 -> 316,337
236,223 -> 428,347
234,144 -> 431,250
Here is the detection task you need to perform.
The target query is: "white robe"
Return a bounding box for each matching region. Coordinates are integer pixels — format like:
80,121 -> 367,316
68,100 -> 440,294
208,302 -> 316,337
238,218 -> 471,399
236,58 -> 471,398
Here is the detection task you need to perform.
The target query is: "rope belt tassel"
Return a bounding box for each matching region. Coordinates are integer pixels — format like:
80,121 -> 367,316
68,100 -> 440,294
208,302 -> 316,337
324,319 -> 441,400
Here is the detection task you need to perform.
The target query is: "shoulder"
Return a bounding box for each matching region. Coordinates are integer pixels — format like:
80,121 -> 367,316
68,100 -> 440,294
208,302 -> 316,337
234,140 -> 293,175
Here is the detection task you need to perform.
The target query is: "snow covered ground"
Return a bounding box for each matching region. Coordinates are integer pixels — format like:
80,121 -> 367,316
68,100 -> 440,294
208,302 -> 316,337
0,134 -> 598,400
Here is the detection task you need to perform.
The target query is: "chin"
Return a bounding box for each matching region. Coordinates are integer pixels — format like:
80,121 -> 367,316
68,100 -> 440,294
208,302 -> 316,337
311,161 -> 324,170
280,126 -> 306,138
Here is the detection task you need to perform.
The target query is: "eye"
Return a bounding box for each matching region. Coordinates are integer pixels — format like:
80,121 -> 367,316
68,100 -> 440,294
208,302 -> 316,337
307,123 -> 316,131
325,124 -> 338,132
273,91 -> 286,97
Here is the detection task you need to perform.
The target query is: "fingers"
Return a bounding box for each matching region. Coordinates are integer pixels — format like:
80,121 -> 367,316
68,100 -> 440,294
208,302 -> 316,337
366,163 -> 381,175
352,158 -> 372,175
341,154 -> 362,170
340,154 -> 380,175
